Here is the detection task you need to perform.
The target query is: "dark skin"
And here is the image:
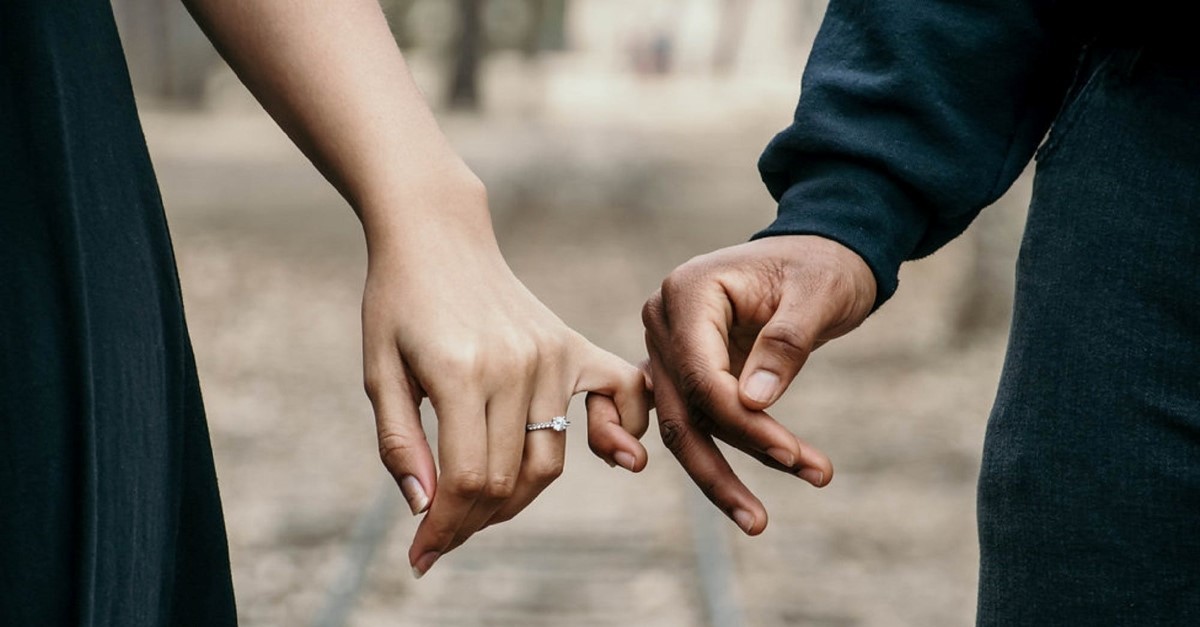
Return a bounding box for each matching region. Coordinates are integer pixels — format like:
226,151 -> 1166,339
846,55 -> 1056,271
642,235 -> 877,534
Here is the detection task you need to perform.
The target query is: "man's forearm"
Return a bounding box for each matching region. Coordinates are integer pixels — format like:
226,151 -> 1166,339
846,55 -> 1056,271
756,0 -> 1081,308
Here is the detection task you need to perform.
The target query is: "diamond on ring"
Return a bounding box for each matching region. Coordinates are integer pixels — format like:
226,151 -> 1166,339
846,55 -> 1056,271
526,416 -> 570,432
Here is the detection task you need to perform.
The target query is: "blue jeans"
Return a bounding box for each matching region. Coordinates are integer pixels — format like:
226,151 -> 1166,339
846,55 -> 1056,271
977,47 -> 1200,624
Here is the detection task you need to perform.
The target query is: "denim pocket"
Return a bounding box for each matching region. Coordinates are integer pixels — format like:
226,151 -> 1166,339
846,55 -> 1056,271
1034,48 -> 1116,165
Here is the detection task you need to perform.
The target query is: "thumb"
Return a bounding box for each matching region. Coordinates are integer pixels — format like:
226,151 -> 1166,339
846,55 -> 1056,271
737,295 -> 824,410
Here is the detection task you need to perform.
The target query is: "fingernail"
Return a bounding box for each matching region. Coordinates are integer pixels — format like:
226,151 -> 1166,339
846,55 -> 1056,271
412,551 -> 440,579
797,468 -> 825,487
732,509 -> 755,534
767,447 -> 795,468
399,475 -> 429,515
744,371 -> 780,404
614,451 -> 637,471
605,458 -> 617,468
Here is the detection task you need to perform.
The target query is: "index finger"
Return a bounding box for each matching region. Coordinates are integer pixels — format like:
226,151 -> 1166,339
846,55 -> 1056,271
649,285 -> 803,467
646,335 -> 767,535
408,394 -> 488,578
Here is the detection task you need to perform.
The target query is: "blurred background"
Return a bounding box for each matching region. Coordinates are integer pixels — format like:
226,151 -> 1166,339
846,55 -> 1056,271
112,1 -> 1033,625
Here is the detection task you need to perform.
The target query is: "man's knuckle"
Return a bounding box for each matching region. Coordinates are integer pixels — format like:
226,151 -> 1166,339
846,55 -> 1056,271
658,418 -> 690,455
660,265 -> 704,302
641,290 -> 666,329
659,271 -> 684,298
679,368 -> 719,410
761,321 -> 812,357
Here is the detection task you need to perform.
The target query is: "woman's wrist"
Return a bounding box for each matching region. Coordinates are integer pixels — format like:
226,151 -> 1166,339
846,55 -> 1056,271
356,161 -> 497,260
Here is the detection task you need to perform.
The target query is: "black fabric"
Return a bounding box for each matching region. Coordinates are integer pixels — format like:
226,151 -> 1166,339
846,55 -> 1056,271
755,1 -> 1200,622
755,1 -> 1195,308
1,1 -> 236,625
754,0 -> 1082,308
979,48 -> 1200,624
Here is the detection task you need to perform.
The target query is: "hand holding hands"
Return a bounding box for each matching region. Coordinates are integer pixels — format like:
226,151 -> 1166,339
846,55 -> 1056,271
361,182 -> 650,577
642,235 -> 876,534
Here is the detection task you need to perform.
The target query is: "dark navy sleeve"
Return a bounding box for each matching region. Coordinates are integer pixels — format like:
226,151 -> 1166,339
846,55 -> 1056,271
754,0 -> 1082,308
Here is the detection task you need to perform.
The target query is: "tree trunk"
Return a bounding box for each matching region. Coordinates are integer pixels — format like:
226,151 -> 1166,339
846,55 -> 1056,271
447,0 -> 486,110
524,0 -> 569,57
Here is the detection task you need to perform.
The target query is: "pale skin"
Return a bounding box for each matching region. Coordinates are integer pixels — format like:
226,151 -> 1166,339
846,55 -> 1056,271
642,235 -> 877,534
183,0 -> 650,577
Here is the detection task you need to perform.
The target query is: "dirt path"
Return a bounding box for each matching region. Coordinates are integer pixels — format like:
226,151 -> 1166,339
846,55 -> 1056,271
150,102 -> 1025,626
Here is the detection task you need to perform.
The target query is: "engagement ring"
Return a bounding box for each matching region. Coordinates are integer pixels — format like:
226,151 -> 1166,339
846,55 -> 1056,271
526,416 -> 570,432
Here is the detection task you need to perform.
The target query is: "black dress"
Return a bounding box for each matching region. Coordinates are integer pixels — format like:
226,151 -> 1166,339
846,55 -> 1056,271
1,1 -> 237,624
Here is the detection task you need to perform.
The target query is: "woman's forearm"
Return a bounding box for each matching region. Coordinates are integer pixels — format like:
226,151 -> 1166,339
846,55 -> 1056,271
184,1 -> 652,576
182,0 -> 488,248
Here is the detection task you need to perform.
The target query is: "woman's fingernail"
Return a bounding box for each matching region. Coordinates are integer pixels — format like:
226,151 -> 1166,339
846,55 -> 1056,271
732,509 -> 756,534
767,447 -> 795,468
614,451 -> 637,471
412,551 -> 440,579
744,371 -> 780,404
605,458 -> 617,468
797,468 -> 825,487
400,475 -> 430,515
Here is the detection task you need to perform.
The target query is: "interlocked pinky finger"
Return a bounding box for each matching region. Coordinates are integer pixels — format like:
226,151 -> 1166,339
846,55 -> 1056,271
585,392 -> 647,472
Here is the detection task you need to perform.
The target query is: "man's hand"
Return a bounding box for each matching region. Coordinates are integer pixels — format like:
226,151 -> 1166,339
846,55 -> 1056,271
642,235 -> 876,534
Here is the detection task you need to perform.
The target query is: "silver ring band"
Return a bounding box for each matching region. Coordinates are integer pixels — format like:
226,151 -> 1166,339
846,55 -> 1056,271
526,416 -> 570,432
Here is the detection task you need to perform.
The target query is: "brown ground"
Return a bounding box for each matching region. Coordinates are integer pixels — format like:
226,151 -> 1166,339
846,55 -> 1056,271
144,71 -> 1031,625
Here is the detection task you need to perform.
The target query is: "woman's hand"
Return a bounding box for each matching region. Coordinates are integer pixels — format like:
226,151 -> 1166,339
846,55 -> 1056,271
360,178 -> 650,578
180,0 -> 647,578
